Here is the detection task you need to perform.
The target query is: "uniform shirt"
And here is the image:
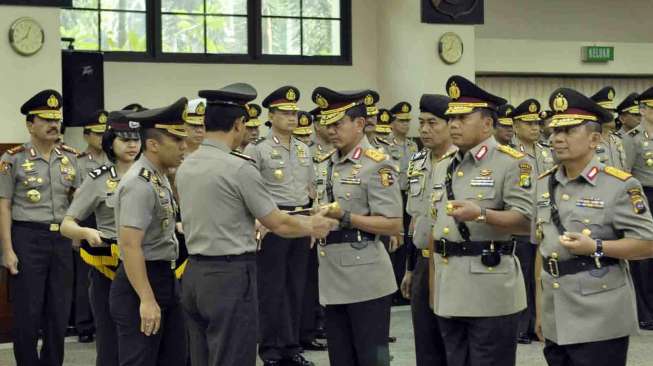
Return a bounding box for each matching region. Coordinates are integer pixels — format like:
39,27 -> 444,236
176,140 -> 277,256
114,156 -> 178,261
0,143 -> 80,223
534,161 -> 653,345
66,165 -> 120,239
314,136 -> 402,305
512,137 -> 555,176
389,135 -> 419,191
595,133 -> 626,170
244,132 -> 314,207
430,136 -> 533,317
77,150 -> 108,183
622,125 -> 653,186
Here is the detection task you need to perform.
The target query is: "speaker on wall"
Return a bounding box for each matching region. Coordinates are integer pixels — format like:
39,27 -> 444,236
61,50 -> 104,127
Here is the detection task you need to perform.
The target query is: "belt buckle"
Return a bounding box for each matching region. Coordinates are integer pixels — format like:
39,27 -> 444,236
548,258 -> 559,278
49,223 -> 60,232
440,239 -> 447,258
170,260 -> 176,270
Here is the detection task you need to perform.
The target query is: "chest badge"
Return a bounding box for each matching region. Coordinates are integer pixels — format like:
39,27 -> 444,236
27,189 -> 41,203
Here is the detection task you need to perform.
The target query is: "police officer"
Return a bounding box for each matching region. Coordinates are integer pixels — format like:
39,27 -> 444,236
616,92 -> 641,135
243,86 -> 315,366
309,107 -> 333,160
430,76 -> 533,366
511,98 -> 555,344
61,111 -> 141,366
363,90 -> 380,140
621,86 -> 653,330
238,103 -> 262,152
109,98 -> 188,366
312,87 -> 402,366
400,94 -> 454,366
176,83 -> 336,366
293,111 -> 315,146
535,87 -> 653,366
0,90 -> 80,366
540,110 -> 555,143
590,87 -> 626,169
184,98 -> 207,154
494,104 -> 515,146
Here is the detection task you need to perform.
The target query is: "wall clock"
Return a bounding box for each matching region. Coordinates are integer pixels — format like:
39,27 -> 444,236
9,17 -> 45,56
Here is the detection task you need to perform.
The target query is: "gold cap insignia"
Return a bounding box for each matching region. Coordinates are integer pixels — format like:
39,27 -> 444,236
528,102 -> 537,113
248,106 -> 257,118
607,89 -> 615,101
196,102 -> 205,115
316,94 -> 328,109
364,94 -> 374,106
47,95 -> 59,108
401,103 -> 409,113
286,88 -> 297,102
380,111 -> 390,123
553,93 -> 568,112
99,113 -> 108,124
448,81 -> 461,100
300,115 -> 309,126
506,107 -> 513,115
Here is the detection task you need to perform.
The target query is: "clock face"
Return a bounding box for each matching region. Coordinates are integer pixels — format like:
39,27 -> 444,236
9,17 -> 45,56
439,32 -> 463,64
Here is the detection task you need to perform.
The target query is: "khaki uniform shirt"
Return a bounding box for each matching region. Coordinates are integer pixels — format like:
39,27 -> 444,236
534,161 -> 653,345
430,136 -> 533,317
595,133 -> 626,170
0,143 -> 80,223
512,138 -> 555,176
622,125 -> 653,186
389,135 -> 419,191
77,150 -> 109,183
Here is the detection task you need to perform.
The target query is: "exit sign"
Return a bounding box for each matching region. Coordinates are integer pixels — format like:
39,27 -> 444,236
582,46 -> 614,62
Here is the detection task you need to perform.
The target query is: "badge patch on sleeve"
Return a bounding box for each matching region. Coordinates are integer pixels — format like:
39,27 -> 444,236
519,163 -> 532,189
628,188 -> 647,214
0,161 -> 9,174
378,167 -> 395,187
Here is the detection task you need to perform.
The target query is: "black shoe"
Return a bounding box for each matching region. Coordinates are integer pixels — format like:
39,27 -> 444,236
263,361 -> 282,366
78,333 -> 94,343
300,339 -> 327,351
639,321 -> 653,330
517,333 -> 532,344
388,336 -> 397,343
284,354 -> 314,366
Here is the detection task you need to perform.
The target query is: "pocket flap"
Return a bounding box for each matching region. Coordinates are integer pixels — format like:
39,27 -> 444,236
340,248 -> 379,266
579,266 -> 626,296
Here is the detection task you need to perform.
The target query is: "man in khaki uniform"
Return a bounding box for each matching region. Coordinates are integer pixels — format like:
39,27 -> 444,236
184,98 -> 207,154
312,87 -> 402,366
429,76 -> 533,366
0,90 -> 80,366
494,104 -> 515,146
616,93 -> 641,136
238,103 -> 262,152
535,87 -> 653,366
293,111 -> 315,146
590,87 -> 626,169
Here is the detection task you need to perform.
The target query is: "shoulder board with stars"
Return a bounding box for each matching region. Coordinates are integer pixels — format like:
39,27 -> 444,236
252,137 -> 266,145
438,149 -> 457,162
364,149 -> 386,163
410,149 -> 428,161
59,144 -> 79,155
538,165 -> 558,180
6,145 -> 25,155
139,168 -> 152,182
314,149 -> 336,163
88,165 -> 110,179
497,144 -> 525,159
628,128 -> 640,137
230,151 -> 256,163
604,166 -> 632,181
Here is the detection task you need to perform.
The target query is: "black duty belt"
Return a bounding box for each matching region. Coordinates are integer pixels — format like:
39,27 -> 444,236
190,253 -> 256,262
323,229 -> 375,245
434,239 -> 515,257
542,255 -> 620,278
13,220 -> 61,232
278,204 -> 311,214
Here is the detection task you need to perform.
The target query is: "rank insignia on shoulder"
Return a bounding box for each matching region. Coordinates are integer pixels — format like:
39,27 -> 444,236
497,144 -> 525,159
59,144 -> 79,155
378,167 -> 395,187
314,149 -> 336,163
604,166 -> 632,181
230,151 -> 256,163
376,137 -> 391,146
252,137 -> 266,145
139,168 -> 152,182
6,145 -> 25,155
628,188 -> 647,215
410,149 -> 427,161
365,149 -> 386,162
439,149 -> 457,161
628,129 -> 640,137
538,165 -> 558,180
88,165 -> 110,179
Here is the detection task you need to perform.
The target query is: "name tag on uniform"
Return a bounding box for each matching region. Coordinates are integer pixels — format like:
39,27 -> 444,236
576,198 -> 604,209
340,177 -> 361,185
470,177 -> 494,187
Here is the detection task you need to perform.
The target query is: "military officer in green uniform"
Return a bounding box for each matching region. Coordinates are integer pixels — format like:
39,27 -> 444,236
61,111 -> 141,366
400,94 -> 454,366
494,104 -> 515,146
590,87 -> 626,169
109,98 -> 188,366
535,87 -> 653,366
0,90 -> 81,366
616,92 -> 641,135
311,87 -> 402,366
429,76 -> 533,366
184,98 -> 207,154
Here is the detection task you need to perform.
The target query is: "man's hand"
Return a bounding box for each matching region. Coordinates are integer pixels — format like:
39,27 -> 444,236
83,228 -> 103,247
558,232 -> 596,256
400,271 -> 413,299
139,299 -> 161,336
388,236 -> 401,253
1,248 -> 18,275
309,208 -> 339,239
447,200 -> 482,222
175,222 -> 184,235
255,220 -> 270,241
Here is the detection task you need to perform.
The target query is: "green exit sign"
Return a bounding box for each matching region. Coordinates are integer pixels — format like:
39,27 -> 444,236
582,46 -> 614,62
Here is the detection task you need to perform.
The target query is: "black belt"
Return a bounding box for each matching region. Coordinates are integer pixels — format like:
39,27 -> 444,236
13,220 -> 61,232
434,239 -> 515,257
190,253 -> 256,262
324,229 -> 375,245
278,204 -> 311,214
542,255 -> 620,278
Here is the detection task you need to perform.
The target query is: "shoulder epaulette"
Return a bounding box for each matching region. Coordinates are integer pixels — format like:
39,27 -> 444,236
252,137 -> 266,145
604,166 -> 632,181
6,145 -> 25,155
609,132 -> 623,142
230,151 -> 256,163
497,144 -> 525,159
59,144 -> 79,155
88,165 -> 110,179
364,148 -> 386,163
538,165 -> 558,180
628,128 -> 640,137
438,149 -> 457,162
314,149 -> 336,163
139,168 -> 152,182
376,137 -> 392,146
77,151 -> 89,159
537,141 -> 551,148
410,149 -> 428,161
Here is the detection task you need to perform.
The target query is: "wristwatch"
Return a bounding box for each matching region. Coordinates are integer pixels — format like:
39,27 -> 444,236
475,207 -> 487,224
339,210 -> 352,229
593,238 -> 604,268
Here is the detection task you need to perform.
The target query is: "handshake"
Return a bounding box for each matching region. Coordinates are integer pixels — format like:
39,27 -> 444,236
255,202 -> 344,245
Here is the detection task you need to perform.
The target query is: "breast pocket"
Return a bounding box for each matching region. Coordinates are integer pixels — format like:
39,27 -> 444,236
567,208 -> 607,238
336,184 -> 363,212
465,187 -> 497,207
340,245 -> 380,267
262,159 -> 287,183
409,175 -> 425,197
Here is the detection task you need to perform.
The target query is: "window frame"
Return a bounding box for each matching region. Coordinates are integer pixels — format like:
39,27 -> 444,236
63,0 -> 352,65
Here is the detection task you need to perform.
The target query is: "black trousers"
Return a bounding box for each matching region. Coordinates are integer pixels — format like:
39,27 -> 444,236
411,256 -> 447,366
543,337 -> 629,366
514,236 -> 536,337
325,295 -> 391,366
257,233 -> 310,361
299,243 -> 324,343
10,224 -> 73,366
631,187 -> 653,324
437,312 -> 520,366
182,256 -> 258,366
74,251 -> 95,335
110,262 -> 187,366
89,268 -> 119,366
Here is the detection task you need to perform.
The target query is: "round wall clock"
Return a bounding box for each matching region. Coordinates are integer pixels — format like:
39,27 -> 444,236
9,17 -> 45,56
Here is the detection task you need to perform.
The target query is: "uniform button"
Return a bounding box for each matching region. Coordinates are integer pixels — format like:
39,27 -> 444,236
456,171 -> 464,177
333,172 -> 340,177
551,252 -> 559,259
477,193 -> 484,199
553,282 -> 560,289
443,227 -> 450,235
542,192 -> 550,199
487,267 -> 494,272
601,284 -> 608,289
583,219 -> 590,224
355,256 -> 361,260
443,258 -> 449,264
346,192 -> 351,199
561,194 -> 570,201
647,159 -> 653,167
319,251 -> 326,257
280,161 -> 285,165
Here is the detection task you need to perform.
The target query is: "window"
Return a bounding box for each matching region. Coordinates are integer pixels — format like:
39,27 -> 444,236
60,0 -> 351,64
